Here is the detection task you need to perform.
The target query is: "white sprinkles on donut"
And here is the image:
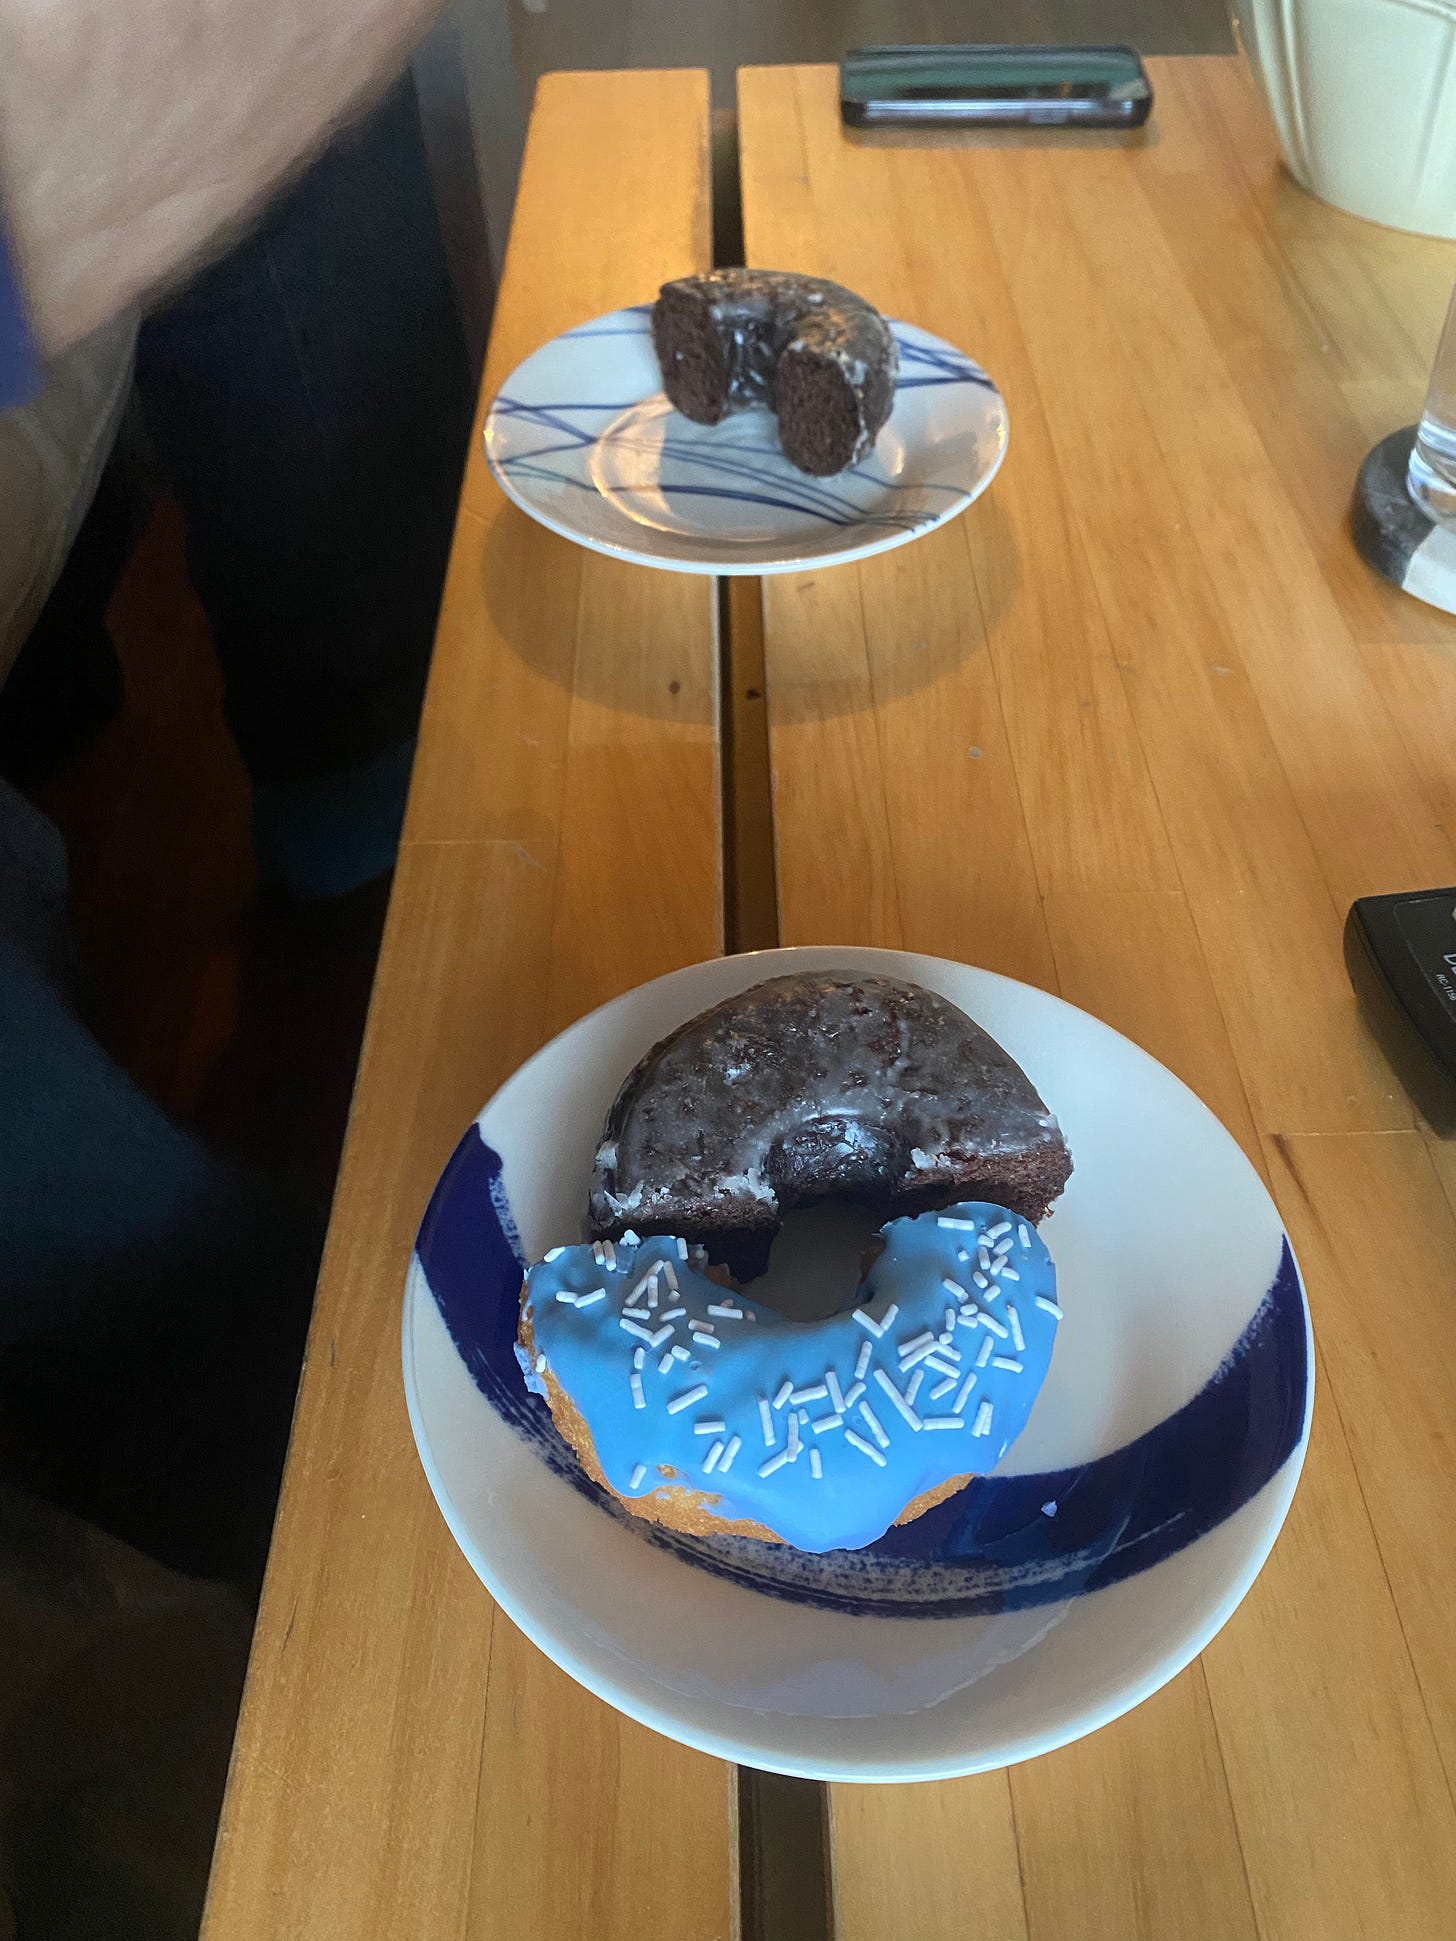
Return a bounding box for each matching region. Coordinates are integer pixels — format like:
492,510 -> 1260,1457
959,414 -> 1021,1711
517,1202 -> 1061,1554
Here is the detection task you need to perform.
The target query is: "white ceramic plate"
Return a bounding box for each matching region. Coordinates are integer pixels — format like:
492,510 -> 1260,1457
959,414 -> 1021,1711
482,307 -> 1008,574
404,946 -> 1312,1782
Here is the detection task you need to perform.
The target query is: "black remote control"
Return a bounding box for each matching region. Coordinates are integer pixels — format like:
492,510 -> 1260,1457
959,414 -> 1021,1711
1345,888 -> 1456,1136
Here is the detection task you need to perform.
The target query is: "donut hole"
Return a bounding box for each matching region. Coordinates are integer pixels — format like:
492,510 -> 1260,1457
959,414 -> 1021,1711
591,973 -> 1072,1295
751,1199 -> 887,1324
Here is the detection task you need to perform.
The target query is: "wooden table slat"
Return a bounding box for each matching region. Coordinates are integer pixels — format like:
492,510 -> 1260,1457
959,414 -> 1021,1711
202,68 -> 737,1941
1264,1130 -> 1456,1775
828,1771 -> 1027,1941
737,54 -> 1456,1941
957,123 -> 1421,1137
1144,61 -> 1456,654
1198,1337 -> 1456,1940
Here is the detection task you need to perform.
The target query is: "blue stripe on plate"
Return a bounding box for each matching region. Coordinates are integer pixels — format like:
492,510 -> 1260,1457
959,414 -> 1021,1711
414,1127 -> 1307,1618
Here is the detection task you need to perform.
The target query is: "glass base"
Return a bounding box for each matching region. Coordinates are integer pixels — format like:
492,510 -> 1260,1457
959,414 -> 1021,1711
1407,421 -> 1456,526
1356,424 -> 1456,617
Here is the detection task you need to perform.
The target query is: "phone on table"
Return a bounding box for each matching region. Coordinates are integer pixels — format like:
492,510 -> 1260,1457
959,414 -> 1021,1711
841,44 -> 1153,130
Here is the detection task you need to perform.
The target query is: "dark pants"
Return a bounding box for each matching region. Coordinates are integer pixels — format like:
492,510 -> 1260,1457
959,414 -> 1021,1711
0,781 -> 314,1581
0,72 -> 475,1577
137,72 -> 474,788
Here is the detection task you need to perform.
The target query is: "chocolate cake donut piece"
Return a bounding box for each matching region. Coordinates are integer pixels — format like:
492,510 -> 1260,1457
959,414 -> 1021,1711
651,269 -> 897,476
588,972 -> 1072,1279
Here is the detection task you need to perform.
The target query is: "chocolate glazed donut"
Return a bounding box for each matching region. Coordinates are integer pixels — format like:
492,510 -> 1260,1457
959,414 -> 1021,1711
651,269 -> 897,476
588,972 -> 1072,1280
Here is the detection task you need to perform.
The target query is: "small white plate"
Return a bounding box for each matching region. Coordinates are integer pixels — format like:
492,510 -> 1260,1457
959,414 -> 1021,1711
482,307 -> 1008,574
404,946 -> 1312,1782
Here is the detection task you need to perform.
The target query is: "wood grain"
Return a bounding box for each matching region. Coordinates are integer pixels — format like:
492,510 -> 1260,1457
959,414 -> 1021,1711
737,53 -> 1456,1941
1264,1131 -> 1456,1780
1357,636 -> 1456,847
742,77 -> 1178,914
962,127 -> 1420,1135
1198,1339 -> 1456,1939
1044,890 -> 1261,1170
202,70 -> 735,1941
828,1772 -> 1027,1941
1017,140 -> 1456,912
1014,1669 -> 1259,1941
203,842 -> 552,1941
1144,58 -> 1456,654
467,1626 -> 738,1938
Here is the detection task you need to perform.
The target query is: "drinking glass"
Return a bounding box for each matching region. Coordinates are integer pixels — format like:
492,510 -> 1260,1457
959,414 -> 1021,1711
1408,279 -> 1456,527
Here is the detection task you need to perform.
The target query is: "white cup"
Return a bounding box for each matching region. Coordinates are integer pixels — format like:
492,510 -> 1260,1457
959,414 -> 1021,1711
1233,0 -> 1456,239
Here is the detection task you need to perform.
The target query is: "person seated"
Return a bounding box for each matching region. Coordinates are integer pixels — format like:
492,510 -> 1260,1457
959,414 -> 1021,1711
0,9 -> 473,1924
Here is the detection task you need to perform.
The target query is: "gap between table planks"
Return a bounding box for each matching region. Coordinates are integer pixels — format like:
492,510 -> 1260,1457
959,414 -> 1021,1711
737,56 -> 1456,1941
201,70 -> 738,1941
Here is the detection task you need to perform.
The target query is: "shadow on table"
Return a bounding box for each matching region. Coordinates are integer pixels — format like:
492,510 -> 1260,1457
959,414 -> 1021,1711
471,467 -> 1019,733
763,488 -> 1022,724
477,508 -> 717,727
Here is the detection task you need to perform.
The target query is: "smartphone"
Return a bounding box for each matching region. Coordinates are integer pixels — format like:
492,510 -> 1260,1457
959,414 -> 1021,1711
841,44 -> 1153,129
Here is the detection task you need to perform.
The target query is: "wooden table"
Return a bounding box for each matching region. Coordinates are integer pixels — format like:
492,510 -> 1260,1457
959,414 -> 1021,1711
202,56 -> 1456,1941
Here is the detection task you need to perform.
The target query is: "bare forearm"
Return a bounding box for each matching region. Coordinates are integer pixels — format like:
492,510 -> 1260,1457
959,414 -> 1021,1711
0,0 -> 443,353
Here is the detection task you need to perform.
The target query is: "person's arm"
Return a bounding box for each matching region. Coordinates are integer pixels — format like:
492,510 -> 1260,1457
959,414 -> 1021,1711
0,0 -> 444,356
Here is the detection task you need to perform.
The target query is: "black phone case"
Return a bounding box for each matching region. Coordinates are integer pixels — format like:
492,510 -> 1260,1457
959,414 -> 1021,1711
841,43 -> 1153,130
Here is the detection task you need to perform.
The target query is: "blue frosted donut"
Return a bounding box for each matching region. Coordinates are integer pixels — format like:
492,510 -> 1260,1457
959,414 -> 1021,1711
517,1201 -> 1061,1554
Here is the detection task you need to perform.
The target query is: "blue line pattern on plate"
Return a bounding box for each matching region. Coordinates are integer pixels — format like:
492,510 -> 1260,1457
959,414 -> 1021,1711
414,1128 -> 1309,1619
495,399 -> 969,532
489,322 -> 996,534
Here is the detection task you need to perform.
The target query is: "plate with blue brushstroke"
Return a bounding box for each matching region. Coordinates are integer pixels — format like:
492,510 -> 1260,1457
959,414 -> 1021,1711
403,945 -> 1312,1780
482,306 -> 1008,573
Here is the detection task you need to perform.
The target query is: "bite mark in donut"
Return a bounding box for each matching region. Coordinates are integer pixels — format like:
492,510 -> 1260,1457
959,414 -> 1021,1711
590,972 -> 1072,1282
651,270 -> 898,476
